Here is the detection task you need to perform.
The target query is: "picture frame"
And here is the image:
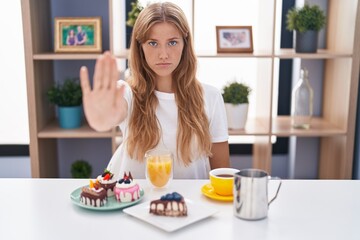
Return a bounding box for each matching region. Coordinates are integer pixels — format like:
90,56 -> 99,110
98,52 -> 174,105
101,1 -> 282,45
216,26 -> 253,53
54,17 -> 102,53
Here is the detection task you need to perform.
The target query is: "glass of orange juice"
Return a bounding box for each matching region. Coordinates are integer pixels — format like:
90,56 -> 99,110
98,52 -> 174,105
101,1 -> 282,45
145,148 -> 173,189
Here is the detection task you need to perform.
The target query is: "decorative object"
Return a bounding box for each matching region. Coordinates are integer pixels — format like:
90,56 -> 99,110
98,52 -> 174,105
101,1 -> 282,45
71,160 -> 92,178
216,26 -> 253,53
54,17 -> 102,53
47,78 -> 83,129
286,4 -> 326,53
222,81 -> 251,129
291,68 -> 313,129
126,0 -> 144,27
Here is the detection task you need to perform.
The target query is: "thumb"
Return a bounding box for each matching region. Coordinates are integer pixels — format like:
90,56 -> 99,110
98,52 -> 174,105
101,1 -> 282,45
115,83 -> 126,107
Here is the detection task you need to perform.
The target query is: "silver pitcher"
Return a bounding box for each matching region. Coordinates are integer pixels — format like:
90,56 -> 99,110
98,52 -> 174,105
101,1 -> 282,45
233,168 -> 282,220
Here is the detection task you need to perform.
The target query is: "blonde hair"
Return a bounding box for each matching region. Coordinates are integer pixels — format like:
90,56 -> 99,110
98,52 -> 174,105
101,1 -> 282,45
127,2 -> 211,165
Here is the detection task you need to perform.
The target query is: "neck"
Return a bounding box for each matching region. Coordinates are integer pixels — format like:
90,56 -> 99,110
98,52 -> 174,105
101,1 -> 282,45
155,76 -> 173,93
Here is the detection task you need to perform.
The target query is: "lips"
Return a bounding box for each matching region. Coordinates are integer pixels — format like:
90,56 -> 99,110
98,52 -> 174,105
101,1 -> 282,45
156,63 -> 171,66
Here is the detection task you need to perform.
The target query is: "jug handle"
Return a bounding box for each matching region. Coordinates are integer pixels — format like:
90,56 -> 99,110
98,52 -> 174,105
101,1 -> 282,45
268,177 -> 282,206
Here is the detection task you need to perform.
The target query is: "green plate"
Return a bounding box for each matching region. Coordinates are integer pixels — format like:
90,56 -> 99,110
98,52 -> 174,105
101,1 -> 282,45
70,186 -> 144,211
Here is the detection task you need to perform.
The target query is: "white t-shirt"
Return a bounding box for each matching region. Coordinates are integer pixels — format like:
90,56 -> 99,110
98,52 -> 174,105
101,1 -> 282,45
107,80 -> 228,179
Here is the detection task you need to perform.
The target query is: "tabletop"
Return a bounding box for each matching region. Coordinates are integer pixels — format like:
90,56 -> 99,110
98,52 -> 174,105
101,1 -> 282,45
0,178 -> 359,240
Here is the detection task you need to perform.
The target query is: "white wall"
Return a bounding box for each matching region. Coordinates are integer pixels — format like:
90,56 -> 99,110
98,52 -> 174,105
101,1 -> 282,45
0,0 -> 29,144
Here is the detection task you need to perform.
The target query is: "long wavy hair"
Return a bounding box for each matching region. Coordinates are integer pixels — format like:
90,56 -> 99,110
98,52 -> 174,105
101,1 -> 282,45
127,2 -> 211,165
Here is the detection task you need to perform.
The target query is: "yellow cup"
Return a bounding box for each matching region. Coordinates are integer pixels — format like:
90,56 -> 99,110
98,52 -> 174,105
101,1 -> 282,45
209,168 -> 239,196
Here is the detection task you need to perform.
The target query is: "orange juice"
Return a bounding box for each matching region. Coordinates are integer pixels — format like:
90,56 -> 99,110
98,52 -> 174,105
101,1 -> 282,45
146,155 -> 172,188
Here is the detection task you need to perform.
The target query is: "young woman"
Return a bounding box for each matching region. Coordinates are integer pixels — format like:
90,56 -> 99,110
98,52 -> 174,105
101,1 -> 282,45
80,2 -> 229,179
66,29 -> 77,46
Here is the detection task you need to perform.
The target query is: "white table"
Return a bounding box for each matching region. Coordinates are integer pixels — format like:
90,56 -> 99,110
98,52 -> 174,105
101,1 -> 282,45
0,179 -> 359,240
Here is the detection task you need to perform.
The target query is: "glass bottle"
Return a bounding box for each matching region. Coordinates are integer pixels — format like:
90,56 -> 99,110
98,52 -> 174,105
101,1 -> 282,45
291,68 -> 314,129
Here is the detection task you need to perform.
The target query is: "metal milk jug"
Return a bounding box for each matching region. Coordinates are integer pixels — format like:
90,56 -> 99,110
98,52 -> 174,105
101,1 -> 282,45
233,168 -> 282,220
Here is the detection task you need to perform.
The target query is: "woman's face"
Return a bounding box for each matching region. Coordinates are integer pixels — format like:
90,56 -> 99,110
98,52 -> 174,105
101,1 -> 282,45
141,22 -> 184,81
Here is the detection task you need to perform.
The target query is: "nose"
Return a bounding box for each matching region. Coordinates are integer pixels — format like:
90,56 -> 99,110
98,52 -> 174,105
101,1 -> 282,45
158,45 -> 169,59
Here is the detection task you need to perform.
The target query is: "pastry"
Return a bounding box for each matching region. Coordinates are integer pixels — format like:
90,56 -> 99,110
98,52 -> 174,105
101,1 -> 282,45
80,179 -> 107,207
97,169 -> 116,197
149,192 -> 187,217
114,172 -> 141,203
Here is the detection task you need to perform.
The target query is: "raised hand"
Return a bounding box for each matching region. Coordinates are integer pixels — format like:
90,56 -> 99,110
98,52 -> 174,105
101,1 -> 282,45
80,51 -> 128,131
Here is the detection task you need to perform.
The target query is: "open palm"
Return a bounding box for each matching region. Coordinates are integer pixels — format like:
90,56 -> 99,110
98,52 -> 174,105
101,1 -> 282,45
80,52 -> 128,131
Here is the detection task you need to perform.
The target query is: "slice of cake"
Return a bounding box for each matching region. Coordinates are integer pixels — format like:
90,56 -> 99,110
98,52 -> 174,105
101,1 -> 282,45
149,192 -> 187,217
80,180 -> 107,207
114,172 -> 141,203
97,169 -> 116,197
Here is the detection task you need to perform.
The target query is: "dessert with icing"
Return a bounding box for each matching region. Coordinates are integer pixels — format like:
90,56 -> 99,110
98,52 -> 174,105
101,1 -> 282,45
114,172 -> 141,203
97,169 -> 116,197
149,192 -> 187,217
80,179 -> 107,207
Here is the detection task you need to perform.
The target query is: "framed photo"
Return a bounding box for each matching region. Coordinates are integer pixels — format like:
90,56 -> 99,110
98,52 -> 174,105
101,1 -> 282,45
54,17 -> 102,53
216,26 -> 253,53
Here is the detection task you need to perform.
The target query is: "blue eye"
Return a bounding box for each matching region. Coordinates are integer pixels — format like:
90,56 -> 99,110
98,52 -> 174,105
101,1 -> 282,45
148,41 -> 157,47
168,40 -> 177,46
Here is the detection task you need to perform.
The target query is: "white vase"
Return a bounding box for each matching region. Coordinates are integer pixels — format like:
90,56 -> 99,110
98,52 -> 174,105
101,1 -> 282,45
225,103 -> 249,129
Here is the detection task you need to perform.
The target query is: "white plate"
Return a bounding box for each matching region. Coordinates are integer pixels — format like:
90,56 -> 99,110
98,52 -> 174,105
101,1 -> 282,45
123,199 -> 218,232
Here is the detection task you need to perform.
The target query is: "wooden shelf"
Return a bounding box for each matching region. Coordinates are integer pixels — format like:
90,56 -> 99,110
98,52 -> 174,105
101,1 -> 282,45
38,120 -> 122,138
195,50 -> 272,58
33,53 -> 102,60
195,49 -> 352,59
228,118 -> 269,135
275,49 -> 352,59
33,51 -> 130,60
271,116 -> 346,137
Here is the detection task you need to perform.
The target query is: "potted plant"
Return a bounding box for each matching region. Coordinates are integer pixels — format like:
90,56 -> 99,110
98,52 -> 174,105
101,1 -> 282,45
126,0 -> 144,27
47,78 -> 83,129
222,81 -> 252,129
71,160 -> 92,178
125,0 -> 144,48
286,4 -> 326,53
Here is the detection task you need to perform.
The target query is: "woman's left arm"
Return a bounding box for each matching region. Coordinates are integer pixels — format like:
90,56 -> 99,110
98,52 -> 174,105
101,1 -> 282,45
209,141 -> 230,169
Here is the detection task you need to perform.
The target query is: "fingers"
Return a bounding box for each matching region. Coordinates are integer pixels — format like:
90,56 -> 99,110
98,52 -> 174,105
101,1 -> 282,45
93,52 -> 118,91
93,54 -> 104,90
80,66 -> 90,95
110,58 -> 119,92
104,52 -> 119,90
102,52 -> 112,90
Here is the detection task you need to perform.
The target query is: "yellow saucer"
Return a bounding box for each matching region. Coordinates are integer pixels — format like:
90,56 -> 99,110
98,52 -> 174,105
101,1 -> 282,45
201,183 -> 233,202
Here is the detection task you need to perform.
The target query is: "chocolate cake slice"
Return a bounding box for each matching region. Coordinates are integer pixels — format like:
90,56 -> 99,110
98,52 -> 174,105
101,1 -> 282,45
149,192 -> 187,217
80,180 -> 107,207
97,169 -> 116,197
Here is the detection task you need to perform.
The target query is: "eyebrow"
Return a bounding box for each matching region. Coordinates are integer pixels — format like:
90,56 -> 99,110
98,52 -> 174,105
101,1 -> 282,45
147,37 -> 182,41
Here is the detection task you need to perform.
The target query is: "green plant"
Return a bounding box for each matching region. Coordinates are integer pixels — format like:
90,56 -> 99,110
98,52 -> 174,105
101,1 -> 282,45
47,78 -> 82,107
222,82 -> 252,104
126,0 -> 144,27
71,160 -> 92,178
286,4 -> 326,33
